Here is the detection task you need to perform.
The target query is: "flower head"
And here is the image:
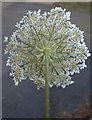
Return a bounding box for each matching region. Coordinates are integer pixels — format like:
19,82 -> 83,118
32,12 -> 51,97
4,7 -> 91,89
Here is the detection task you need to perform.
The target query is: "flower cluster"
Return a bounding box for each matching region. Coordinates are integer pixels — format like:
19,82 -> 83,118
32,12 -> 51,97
4,7 -> 91,89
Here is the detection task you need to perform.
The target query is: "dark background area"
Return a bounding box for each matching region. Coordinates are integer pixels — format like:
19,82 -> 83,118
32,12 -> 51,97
2,2 -> 91,118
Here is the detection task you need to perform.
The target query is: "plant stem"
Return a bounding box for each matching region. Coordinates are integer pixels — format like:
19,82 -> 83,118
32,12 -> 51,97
44,49 -> 49,118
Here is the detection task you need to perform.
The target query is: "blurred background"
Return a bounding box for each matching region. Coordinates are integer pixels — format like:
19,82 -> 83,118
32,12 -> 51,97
2,2 -> 91,119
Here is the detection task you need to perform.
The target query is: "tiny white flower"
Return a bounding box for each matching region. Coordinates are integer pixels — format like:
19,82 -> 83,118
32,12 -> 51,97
15,80 -> 19,86
6,59 -> 10,66
84,56 -> 87,60
82,59 -> 85,62
4,49 -> 8,54
37,9 -> 41,15
15,23 -> 20,28
19,20 -> 23,24
4,36 -> 8,42
66,11 -> 71,20
87,53 -> 91,57
9,72 -> 13,76
82,62 -> 87,68
81,38 -> 84,42
49,84 -> 53,88
37,86 -> 40,90
70,71 -> 74,75
27,10 -> 33,15
61,85 -> 66,88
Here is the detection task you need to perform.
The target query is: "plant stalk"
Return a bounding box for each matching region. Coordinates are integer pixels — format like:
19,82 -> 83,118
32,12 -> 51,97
44,49 -> 49,118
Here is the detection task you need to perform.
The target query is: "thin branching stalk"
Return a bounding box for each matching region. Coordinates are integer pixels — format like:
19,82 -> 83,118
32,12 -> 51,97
44,49 -> 49,118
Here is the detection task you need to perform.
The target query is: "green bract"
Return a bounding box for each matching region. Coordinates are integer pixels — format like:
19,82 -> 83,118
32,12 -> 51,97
4,7 -> 91,89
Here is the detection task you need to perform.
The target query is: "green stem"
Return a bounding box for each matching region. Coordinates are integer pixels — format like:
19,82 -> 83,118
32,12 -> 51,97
44,49 -> 49,118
